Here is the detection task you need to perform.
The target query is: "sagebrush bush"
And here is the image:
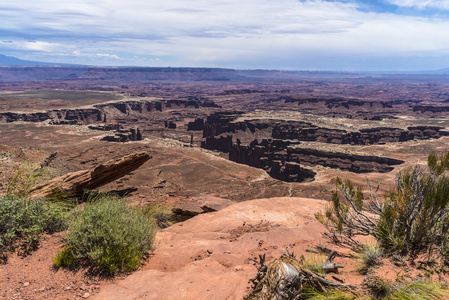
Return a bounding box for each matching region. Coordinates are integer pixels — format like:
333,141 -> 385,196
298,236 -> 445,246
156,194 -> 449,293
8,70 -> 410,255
358,243 -> 384,275
0,195 -> 67,255
57,194 -> 156,273
141,202 -> 175,228
364,277 -> 447,300
316,151 -> 449,256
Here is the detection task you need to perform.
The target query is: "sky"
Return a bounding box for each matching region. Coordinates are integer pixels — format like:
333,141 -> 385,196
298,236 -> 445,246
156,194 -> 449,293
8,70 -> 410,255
1,0 -> 449,71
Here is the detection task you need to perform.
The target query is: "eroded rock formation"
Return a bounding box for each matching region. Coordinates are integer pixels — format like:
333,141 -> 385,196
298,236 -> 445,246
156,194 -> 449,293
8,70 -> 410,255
197,112 -> 412,181
0,99 -> 218,124
196,112 -> 449,148
272,124 -> 448,145
29,152 -> 151,198
230,138 -> 403,182
101,127 -> 143,142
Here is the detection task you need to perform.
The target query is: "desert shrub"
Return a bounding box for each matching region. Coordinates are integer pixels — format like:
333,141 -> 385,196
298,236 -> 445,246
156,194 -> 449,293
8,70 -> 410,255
142,202 -> 176,228
57,194 -> 156,273
316,151 -> 449,256
315,177 -> 382,245
52,247 -> 77,268
358,243 -> 384,275
6,164 -> 46,197
364,277 -> 447,300
0,195 -> 67,256
305,289 -> 360,300
389,281 -> 448,300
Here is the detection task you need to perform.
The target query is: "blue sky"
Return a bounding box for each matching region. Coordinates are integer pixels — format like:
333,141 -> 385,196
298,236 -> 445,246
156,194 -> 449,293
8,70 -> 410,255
1,0 -> 449,71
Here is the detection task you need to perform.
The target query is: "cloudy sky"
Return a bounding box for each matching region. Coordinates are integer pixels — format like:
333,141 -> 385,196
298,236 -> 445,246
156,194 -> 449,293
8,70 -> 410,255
1,0 -> 449,71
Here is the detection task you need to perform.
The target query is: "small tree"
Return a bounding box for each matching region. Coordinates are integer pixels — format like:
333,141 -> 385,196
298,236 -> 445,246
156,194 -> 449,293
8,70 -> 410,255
316,151 -> 449,256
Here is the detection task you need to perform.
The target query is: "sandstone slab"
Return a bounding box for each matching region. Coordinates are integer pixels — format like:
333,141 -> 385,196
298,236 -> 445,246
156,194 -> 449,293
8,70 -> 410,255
94,197 -> 328,300
29,152 -> 151,198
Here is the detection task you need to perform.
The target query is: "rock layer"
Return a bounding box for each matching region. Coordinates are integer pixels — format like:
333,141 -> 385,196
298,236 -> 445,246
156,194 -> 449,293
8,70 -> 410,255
0,99 -> 219,124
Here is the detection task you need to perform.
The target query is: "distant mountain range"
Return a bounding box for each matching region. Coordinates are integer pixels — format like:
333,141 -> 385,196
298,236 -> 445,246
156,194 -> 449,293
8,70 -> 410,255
412,67 -> 449,75
1,53 -> 449,75
0,54 -> 75,66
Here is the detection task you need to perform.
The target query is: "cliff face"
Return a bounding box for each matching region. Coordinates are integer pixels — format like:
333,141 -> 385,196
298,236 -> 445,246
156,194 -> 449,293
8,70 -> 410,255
0,99 -> 218,124
229,139 -> 403,182
272,124 -> 448,145
413,105 -> 449,116
229,139 -> 316,182
195,112 -> 433,181
285,96 -> 393,109
197,112 -> 449,148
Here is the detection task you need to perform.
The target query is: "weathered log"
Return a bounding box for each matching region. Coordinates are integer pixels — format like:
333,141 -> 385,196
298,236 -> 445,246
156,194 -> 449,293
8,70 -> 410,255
320,250 -> 345,273
29,152 -> 151,198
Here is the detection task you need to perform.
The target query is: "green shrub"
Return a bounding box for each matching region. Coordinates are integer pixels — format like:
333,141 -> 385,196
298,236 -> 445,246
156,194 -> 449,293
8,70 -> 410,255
316,151 -> 449,256
358,243 -> 384,275
141,202 -> 175,229
6,163 -> 55,198
0,195 -> 67,256
364,277 -> 447,300
389,281 -> 448,300
57,195 -> 156,273
305,289 -> 360,300
52,247 -> 77,268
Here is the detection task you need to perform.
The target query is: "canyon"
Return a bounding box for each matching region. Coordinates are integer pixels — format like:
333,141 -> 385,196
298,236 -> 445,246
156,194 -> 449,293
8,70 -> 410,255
2,66 -> 449,299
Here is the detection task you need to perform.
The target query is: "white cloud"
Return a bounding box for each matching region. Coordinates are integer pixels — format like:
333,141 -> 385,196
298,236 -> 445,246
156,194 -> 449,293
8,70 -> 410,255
96,53 -> 119,59
387,0 -> 449,10
0,40 -> 65,52
1,0 -> 449,70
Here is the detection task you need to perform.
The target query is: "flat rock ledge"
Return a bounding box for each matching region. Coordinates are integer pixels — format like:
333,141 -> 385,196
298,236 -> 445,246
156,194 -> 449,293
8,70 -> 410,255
94,196 -> 328,300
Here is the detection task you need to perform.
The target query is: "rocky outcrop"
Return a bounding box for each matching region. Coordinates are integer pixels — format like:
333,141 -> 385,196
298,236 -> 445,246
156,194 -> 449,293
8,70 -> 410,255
199,112 -> 448,147
413,105 -> 449,114
0,99 -> 217,124
94,197 -> 329,300
230,139 -> 316,182
285,96 -> 393,109
29,152 -> 151,198
88,124 -> 124,131
198,112 -> 415,181
201,136 -> 233,153
164,121 -> 177,129
187,118 -> 205,131
272,124 -> 448,145
197,112 -> 274,142
229,139 -> 403,179
172,196 -> 235,220
286,147 -> 404,173
101,128 -> 143,142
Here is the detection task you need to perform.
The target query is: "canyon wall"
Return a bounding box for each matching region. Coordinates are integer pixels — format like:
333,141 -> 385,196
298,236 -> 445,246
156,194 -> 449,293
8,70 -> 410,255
0,99 -> 218,124
194,112 -> 438,181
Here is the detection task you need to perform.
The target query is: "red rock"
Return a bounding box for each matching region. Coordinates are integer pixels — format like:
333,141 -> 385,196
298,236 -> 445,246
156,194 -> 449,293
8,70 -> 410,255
94,197 -> 328,300
29,152 -> 151,198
